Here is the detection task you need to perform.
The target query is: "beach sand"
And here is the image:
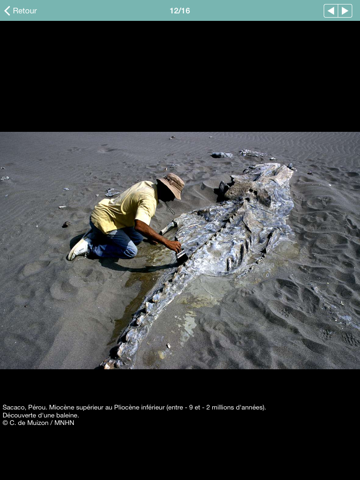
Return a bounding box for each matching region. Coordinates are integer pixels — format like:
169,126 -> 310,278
1,132 -> 360,371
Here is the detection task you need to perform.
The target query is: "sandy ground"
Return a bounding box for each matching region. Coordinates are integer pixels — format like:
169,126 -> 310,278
1,132 -> 360,371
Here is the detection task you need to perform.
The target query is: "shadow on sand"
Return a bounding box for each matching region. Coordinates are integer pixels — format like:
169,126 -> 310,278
68,232 -> 178,273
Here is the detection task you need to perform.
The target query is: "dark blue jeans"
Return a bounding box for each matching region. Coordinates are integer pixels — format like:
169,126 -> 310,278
89,219 -> 144,259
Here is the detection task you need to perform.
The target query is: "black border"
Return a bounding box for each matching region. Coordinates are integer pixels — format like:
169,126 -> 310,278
2,21 -> 358,132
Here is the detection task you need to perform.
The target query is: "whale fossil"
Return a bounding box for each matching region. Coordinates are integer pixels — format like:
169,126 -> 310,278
100,163 -> 294,369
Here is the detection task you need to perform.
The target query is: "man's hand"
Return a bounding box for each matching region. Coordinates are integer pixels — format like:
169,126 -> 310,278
164,239 -> 182,253
135,220 -> 181,253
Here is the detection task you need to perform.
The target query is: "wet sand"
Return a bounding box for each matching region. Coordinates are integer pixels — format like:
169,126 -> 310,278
1,132 -> 360,372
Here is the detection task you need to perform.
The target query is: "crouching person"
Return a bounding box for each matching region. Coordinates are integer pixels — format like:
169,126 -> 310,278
67,173 -> 185,261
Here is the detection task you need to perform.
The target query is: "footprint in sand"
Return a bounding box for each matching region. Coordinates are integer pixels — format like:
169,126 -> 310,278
327,167 -> 341,174
274,278 -> 300,303
306,195 -> 333,209
314,233 -> 348,251
50,279 -> 78,301
302,338 -> 329,355
266,300 -> 301,334
3,333 -> 42,364
346,217 -> 360,238
67,147 -> 82,152
97,147 -> 119,154
319,328 -> 334,342
341,332 -> 360,347
280,307 -> 291,319
80,268 -> 105,283
69,268 -> 106,286
241,329 -> 272,368
21,261 -> 50,277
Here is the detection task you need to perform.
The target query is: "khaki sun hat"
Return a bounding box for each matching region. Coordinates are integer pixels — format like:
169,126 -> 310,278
157,173 -> 185,200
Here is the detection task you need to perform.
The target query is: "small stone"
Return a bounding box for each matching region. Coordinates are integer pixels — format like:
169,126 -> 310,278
62,221 -> 71,228
58,205 -> 67,209
166,343 -> 171,349
211,152 -> 233,158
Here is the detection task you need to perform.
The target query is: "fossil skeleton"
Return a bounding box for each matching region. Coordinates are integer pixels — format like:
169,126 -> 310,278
100,163 -> 294,368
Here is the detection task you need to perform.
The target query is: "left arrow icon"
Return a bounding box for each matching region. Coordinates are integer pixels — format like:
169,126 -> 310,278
5,6 -> 11,15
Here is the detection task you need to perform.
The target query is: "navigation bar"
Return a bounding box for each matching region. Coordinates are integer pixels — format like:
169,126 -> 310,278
1,1 -> 358,21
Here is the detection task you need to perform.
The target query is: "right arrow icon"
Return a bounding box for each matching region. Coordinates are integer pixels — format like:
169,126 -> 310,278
341,7 -> 348,14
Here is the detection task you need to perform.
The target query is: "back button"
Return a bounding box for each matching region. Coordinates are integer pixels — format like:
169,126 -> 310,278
324,4 -> 338,17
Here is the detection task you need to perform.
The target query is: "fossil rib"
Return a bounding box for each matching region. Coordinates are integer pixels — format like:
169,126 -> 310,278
100,163 -> 294,369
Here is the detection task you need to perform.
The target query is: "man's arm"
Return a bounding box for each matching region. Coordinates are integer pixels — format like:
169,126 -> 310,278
135,220 -> 182,253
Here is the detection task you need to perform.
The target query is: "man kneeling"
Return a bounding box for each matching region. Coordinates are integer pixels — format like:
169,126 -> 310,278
67,173 -> 185,261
